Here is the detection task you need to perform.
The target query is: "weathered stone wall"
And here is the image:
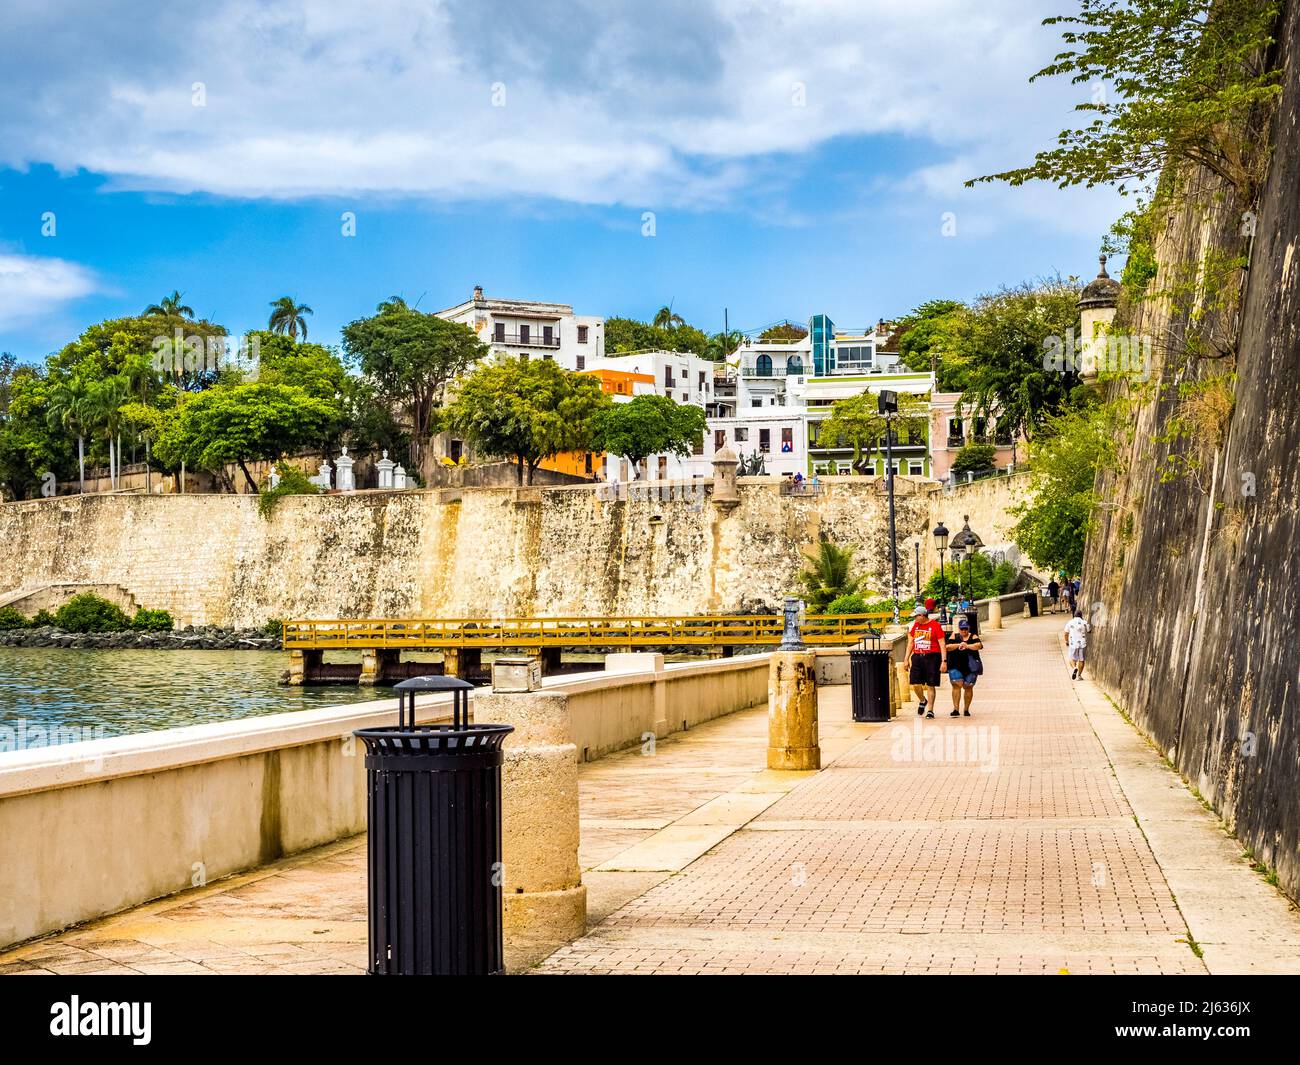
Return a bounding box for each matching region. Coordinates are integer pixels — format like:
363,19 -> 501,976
0,477 -> 952,627
1083,3 -> 1300,899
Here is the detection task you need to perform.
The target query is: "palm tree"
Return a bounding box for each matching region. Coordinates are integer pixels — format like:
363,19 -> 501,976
796,540 -> 864,612
268,297 -> 314,340
46,380 -> 92,493
85,376 -> 131,490
143,290 -> 194,318
704,329 -> 745,361
653,303 -> 685,331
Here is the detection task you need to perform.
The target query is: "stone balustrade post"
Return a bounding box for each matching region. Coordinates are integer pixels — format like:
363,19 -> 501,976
335,446 -> 355,493
376,449 -> 395,489
474,672 -> 586,969
989,597 -> 1003,629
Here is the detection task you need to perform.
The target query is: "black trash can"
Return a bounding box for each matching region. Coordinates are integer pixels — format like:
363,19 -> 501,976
964,609 -> 980,637
354,676 -> 513,975
1025,591 -> 1040,618
849,636 -> 891,722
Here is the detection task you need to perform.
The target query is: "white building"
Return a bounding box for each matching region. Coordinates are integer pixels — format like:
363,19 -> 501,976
689,408 -> 807,479
586,351 -> 715,481
435,286 -> 604,370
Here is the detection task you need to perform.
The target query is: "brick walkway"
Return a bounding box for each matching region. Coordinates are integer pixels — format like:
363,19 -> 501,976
3,614 -> 1297,975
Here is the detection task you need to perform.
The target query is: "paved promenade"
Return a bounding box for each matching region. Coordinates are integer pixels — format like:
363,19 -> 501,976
3,614 -> 1297,975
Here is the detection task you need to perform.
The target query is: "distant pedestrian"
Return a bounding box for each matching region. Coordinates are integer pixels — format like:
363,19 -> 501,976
945,617 -> 983,716
1064,610 -> 1089,679
906,603 -> 947,719
1047,578 -> 1060,613
1065,578 -> 1078,614
924,596 -> 937,615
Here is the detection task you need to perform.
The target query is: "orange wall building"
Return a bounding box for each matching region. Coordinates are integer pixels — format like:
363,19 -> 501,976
539,368 -> 656,479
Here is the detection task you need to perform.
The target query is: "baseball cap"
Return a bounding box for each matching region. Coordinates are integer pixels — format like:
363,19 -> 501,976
912,604 -> 928,617
957,617 -> 970,629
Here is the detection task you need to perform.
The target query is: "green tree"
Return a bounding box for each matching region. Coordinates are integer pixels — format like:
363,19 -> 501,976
939,280 -> 1082,442
155,383 -> 340,492
605,316 -> 710,356
704,330 -> 745,361
815,391 -> 929,473
143,290 -> 195,319
652,305 -> 685,330
796,541 -> 864,611
84,375 -> 131,490
1,362 -> 71,499
46,377 -> 93,492
267,297 -> 314,341
951,443 -> 998,476
969,0 -> 1284,198
923,554 -> 1018,603
759,321 -> 808,342
342,302 -> 487,474
592,395 -> 706,479
896,299 -> 967,389
446,356 -> 610,484
1010,403 -> 1115,574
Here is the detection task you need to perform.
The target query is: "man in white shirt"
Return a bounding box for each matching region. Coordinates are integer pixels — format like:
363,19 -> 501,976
1064,610 -> 1089,680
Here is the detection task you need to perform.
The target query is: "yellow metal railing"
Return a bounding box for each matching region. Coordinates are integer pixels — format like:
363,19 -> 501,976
282,613 -> 893,650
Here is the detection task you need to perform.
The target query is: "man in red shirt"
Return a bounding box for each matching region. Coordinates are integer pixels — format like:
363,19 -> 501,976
905,603 -> 947,719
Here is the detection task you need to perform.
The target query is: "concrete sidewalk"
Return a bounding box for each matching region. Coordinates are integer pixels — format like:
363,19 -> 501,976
2,614 -> 1296,975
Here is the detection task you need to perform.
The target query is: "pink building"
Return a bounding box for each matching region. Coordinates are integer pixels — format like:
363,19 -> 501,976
929,392 -> 1019,482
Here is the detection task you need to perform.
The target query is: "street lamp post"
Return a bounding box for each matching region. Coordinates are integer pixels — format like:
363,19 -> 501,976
933,521 -> 949,623
880,390 -> 900,625
914,540 -> 921,599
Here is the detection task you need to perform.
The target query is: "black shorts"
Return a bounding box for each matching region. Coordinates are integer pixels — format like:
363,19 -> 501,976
909,653 -> 942,687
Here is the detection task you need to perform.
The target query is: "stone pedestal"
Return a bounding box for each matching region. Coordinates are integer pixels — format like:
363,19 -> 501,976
286,648 -> 321,686
473,689 -> 587,968
767,651 -> 820,771
989,597 -> 1003,629
358,648 -> 398,686
442,647 -> 482,679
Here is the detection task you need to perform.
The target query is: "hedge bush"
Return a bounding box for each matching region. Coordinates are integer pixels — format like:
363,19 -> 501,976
131,608 -> 175,632
53,594 -> 132,633
0,606 -> 29,629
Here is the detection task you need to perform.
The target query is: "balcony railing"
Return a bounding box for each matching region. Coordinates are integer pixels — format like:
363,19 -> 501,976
493,330 -> 561,349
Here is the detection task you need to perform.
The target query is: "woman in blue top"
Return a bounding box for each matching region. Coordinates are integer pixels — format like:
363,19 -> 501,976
945,617 -> 983,717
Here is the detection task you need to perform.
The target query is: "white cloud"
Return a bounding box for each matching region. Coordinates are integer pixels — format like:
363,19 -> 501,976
0,0 -> 1118,231
0,254 -> 98,330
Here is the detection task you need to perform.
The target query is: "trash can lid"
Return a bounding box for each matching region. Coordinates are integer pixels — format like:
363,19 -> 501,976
394,675 -> 475,692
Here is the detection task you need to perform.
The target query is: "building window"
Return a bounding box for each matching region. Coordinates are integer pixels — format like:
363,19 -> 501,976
665,367 -> 674,387
493,322 -> 505,343
584,453 -> 593,474
735,428 -> 748,442
786,355 -> 803,375
781,427 -> 793,453
909,460 -> 924,476
543,325 -> 554,346
715,429 -> 726,449
698,371 -> 706,388
759,428 -> 771,453
520,324 -> 530,344
681,393 -> 688,403
756,354 -> 773,377
576,354 -> 585,370
751,398 -> 762,408
658,456 -> 668,479
578,325 -> 589,343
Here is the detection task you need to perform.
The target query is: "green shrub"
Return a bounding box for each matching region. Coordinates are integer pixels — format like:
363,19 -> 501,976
258,462 -> 321,519
826,593 -> 867,615
131,608 -> 175,632
0,606 -> 30,629
30,609 -> 56,627
263,618 -> 285,638
53,594 -> 131,633
951,443 -> 997,476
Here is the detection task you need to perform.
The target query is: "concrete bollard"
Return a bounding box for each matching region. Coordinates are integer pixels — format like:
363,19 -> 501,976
767,651 -> 820,770
473,685 -> 587,968
989,597 -> 1003,629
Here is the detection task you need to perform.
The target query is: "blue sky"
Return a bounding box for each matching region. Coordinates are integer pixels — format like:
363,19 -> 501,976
0,0 -> 1124,362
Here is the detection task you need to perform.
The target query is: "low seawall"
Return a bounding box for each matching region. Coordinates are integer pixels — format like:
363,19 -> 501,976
0,652 -> 783,950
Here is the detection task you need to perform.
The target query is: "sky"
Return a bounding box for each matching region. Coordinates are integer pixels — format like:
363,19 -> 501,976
0,0 -> 1125,362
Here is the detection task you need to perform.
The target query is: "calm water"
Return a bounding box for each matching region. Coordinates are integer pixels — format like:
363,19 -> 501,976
0,647 -> 400,749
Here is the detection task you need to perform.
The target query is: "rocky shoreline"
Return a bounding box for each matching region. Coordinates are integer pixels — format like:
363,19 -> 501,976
0,625 -> 283,651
